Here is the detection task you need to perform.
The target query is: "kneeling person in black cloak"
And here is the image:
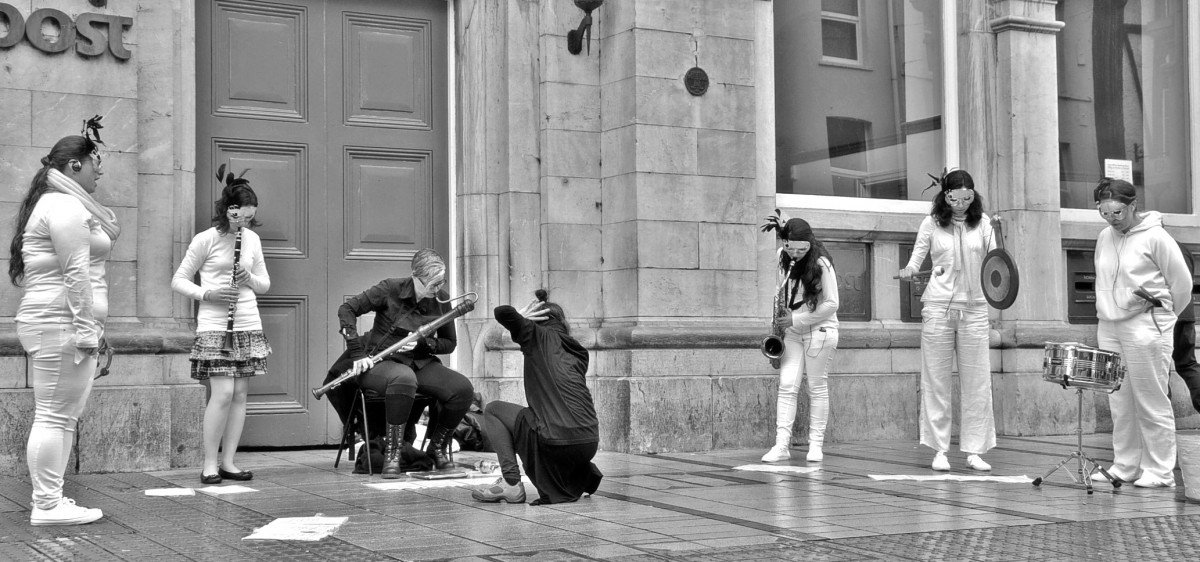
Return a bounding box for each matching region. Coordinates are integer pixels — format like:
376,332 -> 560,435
471,290 -> 603,505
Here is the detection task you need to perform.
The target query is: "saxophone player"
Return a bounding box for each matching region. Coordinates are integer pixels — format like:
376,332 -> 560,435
760,213 -> 840,463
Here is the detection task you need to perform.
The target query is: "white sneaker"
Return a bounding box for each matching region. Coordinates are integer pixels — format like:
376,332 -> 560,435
966,454 -> 991,471
931,451 -> 950,471
761,445 -> 791,462
30,498 -> 103,526
806,445 -> 823,462
1132,475 -> 1176,488
470,478 -> 527,503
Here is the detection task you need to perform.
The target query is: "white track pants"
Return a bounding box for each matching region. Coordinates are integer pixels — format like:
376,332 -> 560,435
775,327 -> 838,447
918,305 -> 995,455
1097,311 -> 1177,482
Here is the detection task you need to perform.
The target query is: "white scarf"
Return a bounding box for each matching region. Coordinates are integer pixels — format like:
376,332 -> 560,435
45,168 -> 121,242
950,219 -> 984,302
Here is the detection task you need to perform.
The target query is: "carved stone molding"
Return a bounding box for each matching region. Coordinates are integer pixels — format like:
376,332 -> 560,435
988,15 -> 1065,35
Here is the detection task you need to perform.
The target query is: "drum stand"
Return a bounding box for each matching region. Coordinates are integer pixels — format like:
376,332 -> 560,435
1031,387 -> 1121,494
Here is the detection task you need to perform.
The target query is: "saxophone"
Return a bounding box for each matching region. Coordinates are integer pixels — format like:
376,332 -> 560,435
761,262 -> 797,369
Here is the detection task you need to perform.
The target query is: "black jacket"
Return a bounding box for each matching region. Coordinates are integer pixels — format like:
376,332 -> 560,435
338,277 -> 456,369
494,305 -> 598,445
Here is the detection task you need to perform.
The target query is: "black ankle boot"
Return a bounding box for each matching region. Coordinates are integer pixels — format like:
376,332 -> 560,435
425,425 -> 455,470
382,423 -> 404,479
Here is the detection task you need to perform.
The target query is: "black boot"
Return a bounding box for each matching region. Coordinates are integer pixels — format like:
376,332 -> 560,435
382,423 -> 404,479
425,425 -> 455,470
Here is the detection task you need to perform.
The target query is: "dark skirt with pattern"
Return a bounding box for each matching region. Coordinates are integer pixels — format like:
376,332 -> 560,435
190,330 -> 271,380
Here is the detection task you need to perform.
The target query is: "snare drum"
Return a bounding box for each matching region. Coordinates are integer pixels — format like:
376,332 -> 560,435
1042,342 -> 1126,392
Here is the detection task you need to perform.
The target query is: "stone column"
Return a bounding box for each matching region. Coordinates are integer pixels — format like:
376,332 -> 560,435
461,0 -> 603,404
963,0 -> 1090,436
597,0 -> 762,452
976,0 -> 1066,331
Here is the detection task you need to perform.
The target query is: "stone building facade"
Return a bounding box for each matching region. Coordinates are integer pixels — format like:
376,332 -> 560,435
1,0 -> 1198,473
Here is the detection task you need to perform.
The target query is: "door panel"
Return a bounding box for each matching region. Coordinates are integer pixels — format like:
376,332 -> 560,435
343,149 -> 432,257
253,295 -> 309,414
326,0 -> 449,429
210,1 -> 309,121
342,12 -> 433,128
198,0 -> 447,446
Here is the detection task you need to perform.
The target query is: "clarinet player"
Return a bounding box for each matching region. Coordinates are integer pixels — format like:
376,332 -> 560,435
172,166 -> 271,485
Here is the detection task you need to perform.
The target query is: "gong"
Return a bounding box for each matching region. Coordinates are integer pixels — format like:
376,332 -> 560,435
981,216 -> 1019,310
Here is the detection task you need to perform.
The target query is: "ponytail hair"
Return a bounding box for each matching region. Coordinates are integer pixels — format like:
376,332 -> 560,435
534,289 -> 569,334
9,135 -> 99,286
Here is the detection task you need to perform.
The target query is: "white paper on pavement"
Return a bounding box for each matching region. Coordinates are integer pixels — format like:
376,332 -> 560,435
198,484 -> 258,495
243,516 -> 348,541
144,488 -> 196,497
868,474 -> 1033,483
732,464 -> 820,474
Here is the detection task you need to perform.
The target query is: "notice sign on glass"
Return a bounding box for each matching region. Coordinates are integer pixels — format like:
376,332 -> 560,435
1104,159 -> 1134,183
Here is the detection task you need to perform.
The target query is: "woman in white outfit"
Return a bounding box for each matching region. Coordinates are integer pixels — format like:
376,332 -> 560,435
9,120 -> 116,526
898,169 -> 996,472
760,216 -> 840,463
1090,178 -> 1190,488
172,168 -> 271,485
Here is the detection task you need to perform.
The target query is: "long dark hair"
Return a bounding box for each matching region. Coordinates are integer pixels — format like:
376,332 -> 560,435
534,288 -> 569,335
211,165 -> 262,234
9,136 -> 99,286
930,169 -> 984,228
779,239 -> 834,312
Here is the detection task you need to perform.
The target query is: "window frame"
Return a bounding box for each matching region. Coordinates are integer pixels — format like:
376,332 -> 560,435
819,0 -> 865,67
776,0 -> 956,324
1060,0 -> 1200,248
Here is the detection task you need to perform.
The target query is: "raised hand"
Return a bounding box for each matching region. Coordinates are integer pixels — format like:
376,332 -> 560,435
517,299 -> 551,322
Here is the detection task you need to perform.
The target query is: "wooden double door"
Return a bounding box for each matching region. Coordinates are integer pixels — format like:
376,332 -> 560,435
196,0 -> 449,446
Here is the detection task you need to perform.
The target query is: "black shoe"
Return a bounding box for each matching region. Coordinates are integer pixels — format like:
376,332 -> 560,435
200,473 -> 222,485
425,425 -> 455,470
217,468 -> 253,481
382,423 -> 404,479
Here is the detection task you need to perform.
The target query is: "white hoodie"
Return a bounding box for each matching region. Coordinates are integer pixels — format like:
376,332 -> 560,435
1093,210 -> 1191,321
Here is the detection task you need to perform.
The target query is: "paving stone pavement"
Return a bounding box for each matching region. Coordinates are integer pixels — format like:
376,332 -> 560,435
1,434 -> 1198,561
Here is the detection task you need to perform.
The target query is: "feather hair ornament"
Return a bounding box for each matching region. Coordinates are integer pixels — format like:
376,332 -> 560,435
81,115 -> 105,144
759,208 -> 792,236
215,163 -> 251,187
923,167 -> 956,193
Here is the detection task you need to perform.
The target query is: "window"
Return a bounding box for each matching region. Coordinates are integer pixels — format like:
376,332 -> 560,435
821,0 -> 862,63
898,244 -> 932,322
775,1 -> 945,199
1056,1 -> 1191,212
826,242 -> 871,321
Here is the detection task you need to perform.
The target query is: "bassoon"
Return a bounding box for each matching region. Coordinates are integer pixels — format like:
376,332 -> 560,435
311,292 -> 478,399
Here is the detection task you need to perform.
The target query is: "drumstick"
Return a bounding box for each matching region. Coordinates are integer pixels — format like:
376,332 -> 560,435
1133,287 -> 1163,308
892,266 -> 945,280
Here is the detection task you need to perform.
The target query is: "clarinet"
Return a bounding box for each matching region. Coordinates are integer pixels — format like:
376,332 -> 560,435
220,223 -> 244,355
